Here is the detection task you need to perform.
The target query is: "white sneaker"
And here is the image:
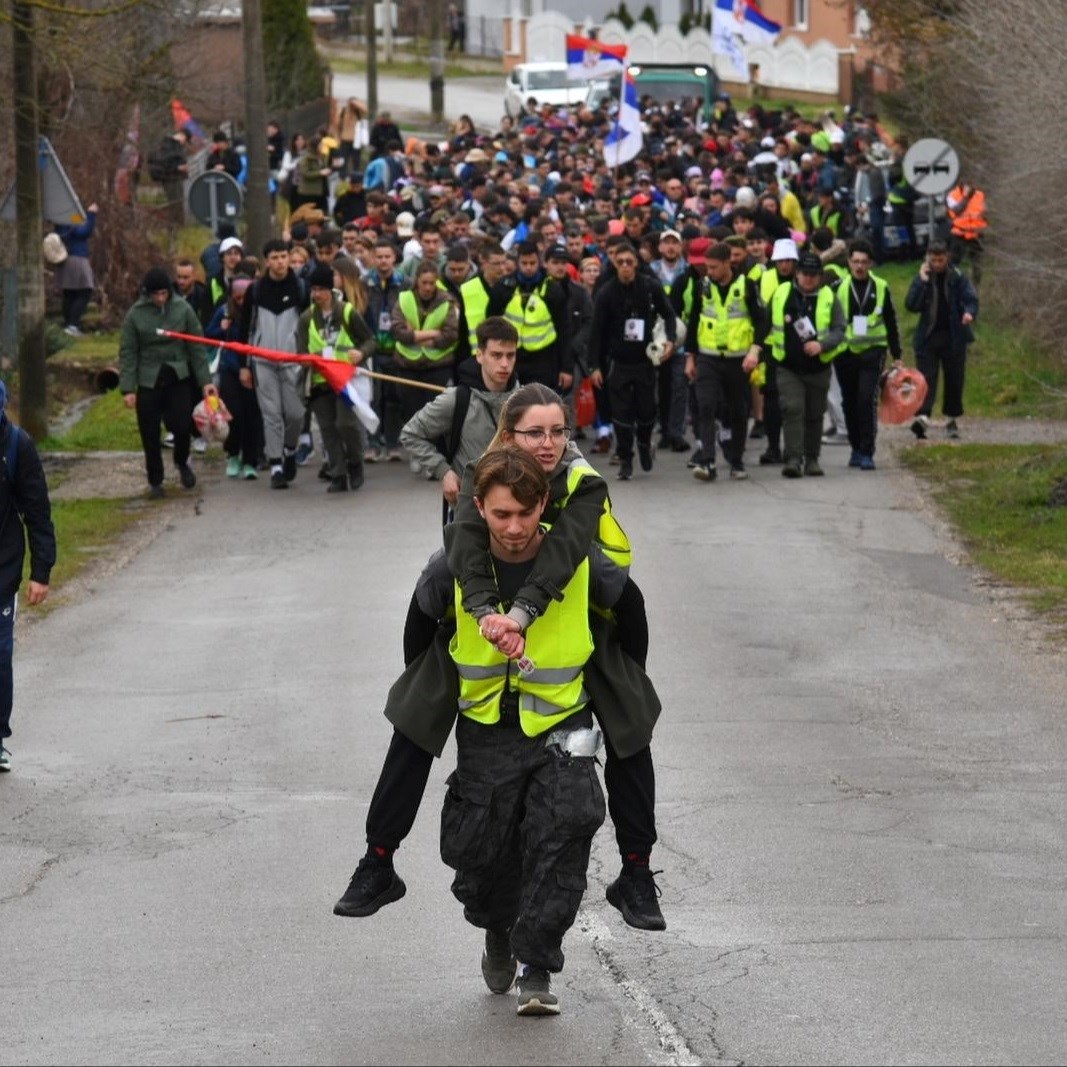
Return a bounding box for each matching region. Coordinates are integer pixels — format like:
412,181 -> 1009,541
192,437 -> 208,454
0,745 -> 10,772
162,432 -> 175,449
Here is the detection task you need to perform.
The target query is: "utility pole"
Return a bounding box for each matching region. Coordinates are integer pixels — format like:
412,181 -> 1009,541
429,0 -> 445,126
12,0 -> 47,439
242,0 -> 272,252
365,0 -> 378,119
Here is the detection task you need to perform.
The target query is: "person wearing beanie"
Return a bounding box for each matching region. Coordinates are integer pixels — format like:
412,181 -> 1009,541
296,261 -> 376,493
119,267 -> 218,498
0,378 -> 56,773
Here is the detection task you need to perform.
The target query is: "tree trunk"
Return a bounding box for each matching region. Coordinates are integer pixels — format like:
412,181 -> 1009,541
242,0 -> 272,254
365,0 -> 378,119
12,0 -> 48,439
428,0 -> 444,126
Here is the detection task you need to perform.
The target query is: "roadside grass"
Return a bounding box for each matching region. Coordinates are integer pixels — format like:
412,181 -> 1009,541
40,390 -> 141,452
328,54 -> 497,79
876,262 -> 1067,421
27,496 -> 146,613
902,443 -> 1067,624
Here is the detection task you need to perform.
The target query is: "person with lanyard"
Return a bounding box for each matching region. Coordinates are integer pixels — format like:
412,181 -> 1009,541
685,243 -> 767,483
833,239 -> 903,471
650,229 -> 697,454
488,241 -> 570,390
754,251 -> 846,478
589,243 -> 677,481
296,262 -> 376,493
334,385 -> 666,938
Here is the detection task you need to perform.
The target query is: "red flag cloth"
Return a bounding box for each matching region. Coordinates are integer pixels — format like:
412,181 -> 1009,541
157,330 -> 357,394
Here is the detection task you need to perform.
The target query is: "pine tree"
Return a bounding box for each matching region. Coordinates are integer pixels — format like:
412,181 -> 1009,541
262,0 -> 328,110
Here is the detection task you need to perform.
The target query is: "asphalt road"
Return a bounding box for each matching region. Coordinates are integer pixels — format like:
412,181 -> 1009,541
2,422 -> 1066,1066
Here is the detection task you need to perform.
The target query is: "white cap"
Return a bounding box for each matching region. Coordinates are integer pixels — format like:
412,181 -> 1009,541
219,236 -> 243,253
735,187 -> 757,208
771,238 -> 799,262
395,211 -> 416,237
761,136 -> 776,148
685,165 -> 702,178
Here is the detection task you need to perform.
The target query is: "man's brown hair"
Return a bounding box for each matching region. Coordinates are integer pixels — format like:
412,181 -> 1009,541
472,447 -> 549,509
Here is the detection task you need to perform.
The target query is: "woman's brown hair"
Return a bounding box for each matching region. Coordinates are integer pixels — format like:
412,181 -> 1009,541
487,382 -> 567,452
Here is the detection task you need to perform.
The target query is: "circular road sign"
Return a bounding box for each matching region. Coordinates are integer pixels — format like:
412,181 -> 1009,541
187,170 -> 244,232
903,138 -> 960,197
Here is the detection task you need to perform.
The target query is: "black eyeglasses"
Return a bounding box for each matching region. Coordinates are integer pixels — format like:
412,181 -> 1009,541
511,427 -> 570,444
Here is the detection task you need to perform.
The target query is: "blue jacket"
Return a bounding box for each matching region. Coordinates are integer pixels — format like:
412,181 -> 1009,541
905,266 -> 978,357
55,211 -> 96,258
205,304 -> 246,374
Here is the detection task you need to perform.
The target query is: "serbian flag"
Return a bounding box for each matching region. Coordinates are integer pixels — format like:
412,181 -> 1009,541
565,35 -> 628,81
603,70 -> 643,169
713,0 -> 782,46
156,330 -> 380,434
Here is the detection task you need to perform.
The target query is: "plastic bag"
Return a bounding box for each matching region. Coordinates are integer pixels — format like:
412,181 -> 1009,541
879,367 -> 928,425
192,395 -> 232,443
575,378 -> 596,428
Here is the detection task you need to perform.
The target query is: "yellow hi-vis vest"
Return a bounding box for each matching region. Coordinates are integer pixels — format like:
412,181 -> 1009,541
450,556 -> 593,737
460,276 -> 492,351
696,275 -> 755,358
307,303 -> 359,387
210,276 -> 226,308
759,268 -> 791,306
558,459 -> 631,569
502,283 -> 557,352
768,283 -> 838,364
810,204 -> 841,236
836,273 -> 889,353
394,290 -> 456,366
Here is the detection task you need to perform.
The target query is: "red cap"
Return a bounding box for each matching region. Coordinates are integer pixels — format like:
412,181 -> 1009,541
687,237 -> 711,264
630,193 -> 652,206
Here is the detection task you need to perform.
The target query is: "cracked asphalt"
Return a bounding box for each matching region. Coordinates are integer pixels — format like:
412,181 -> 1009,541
2,422 -> 1066,1066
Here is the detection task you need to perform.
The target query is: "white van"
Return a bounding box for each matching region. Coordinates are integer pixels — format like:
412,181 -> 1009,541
504,62 -> 587,119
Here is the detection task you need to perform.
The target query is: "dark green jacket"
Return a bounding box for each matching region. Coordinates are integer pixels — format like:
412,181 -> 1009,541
118,294 -> 211,393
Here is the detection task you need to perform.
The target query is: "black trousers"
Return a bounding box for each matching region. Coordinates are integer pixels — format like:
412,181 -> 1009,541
218,368 -> 263,467
762,358 -> 782,454
608,362 -> 657,461
917,332 -> 966,419
366,725 -> 657,858
693,354 -> 748,468
394,362 -> 453,427
135,369 -> 193,487
834,348 -> 886,457
62,288 -> 93,330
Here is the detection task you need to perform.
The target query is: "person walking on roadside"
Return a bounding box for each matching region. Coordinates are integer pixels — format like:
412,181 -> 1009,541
832,239 -> 903,470
946,179 -> 987,289
905,240 -> 978,442
119,267 -> 218,498
758,252 -> 845,479
0,380 -> 56,774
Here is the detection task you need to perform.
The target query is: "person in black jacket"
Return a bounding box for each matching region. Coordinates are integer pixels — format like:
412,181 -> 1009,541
589,243 -> 676,481
0,380 -> 56,773
544,242 -> 592,424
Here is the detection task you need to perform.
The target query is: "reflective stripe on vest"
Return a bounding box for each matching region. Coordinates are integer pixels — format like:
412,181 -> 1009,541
394,290 -> 456,365
460,276 -> 491,350
558,459 -> 632,569
768,283 -> 838,364
502,284 -> 557,352
307,304 -> 358,386
450,556 -> 593,737
837,273 -> 889,352
696,274 -> 754,358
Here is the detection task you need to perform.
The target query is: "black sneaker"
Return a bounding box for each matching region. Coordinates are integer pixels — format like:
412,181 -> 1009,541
515,967 -> 559,1016
318,462 -> 331,482
748,419 -> 765,440
782,462 -> 802,479
606,866 -> 667,931
670,437 -> 691,453
348,464 -> 365,491
804,458 -> 824,477
657,435 -> 672,450
178,464 -> 196,490
482,928 -> 517,994
0,745 -> 11,772
911,415 -> 928,440
148,484 -> 165,500
758,449 -> 782,466
326,476 -> 348,493
946,418 -> 960,439
270,469 -> 289,490
282,452 -> 298,482
638,442 -> 654,472
617,460 -> 633,481
333,857 -> 407,917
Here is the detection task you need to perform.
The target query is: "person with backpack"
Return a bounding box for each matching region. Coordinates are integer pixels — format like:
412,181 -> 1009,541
296,263 -> 376,494
400,316 -> 519,520
0,379 -> 56,772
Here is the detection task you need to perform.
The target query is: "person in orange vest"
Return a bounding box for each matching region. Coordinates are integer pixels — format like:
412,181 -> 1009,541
946,181 -> 987,288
